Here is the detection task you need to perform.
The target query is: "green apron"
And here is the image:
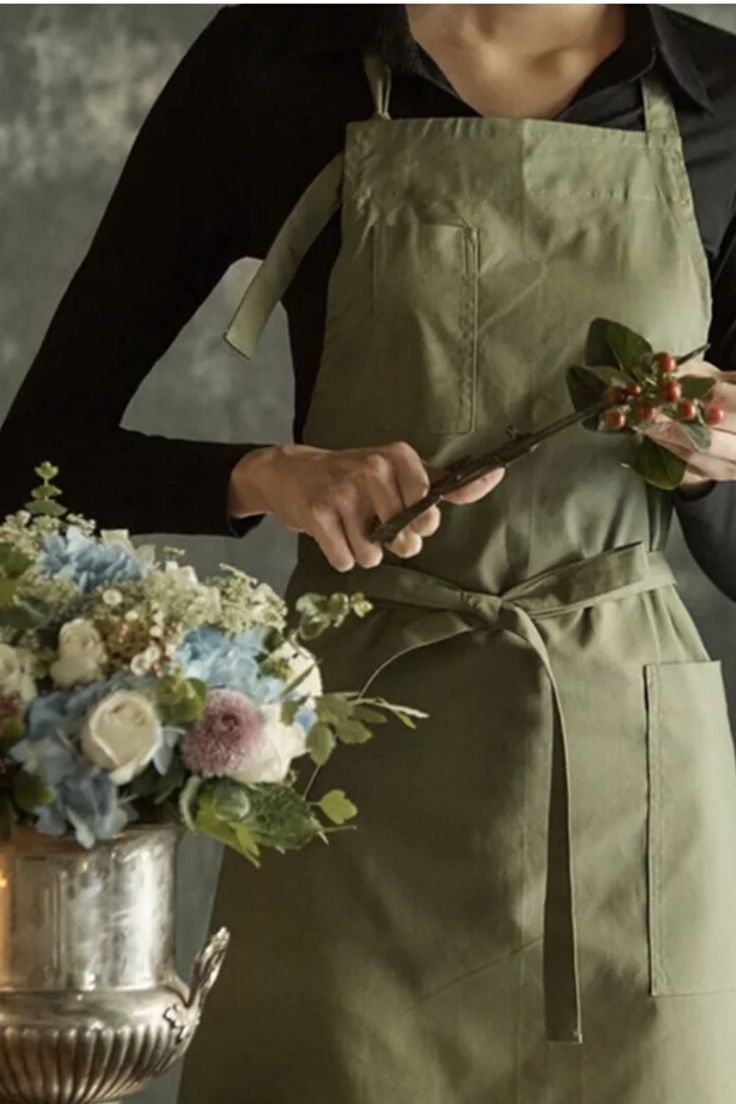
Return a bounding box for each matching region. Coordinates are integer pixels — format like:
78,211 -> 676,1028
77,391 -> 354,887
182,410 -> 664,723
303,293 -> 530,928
180,48 -> 736,1102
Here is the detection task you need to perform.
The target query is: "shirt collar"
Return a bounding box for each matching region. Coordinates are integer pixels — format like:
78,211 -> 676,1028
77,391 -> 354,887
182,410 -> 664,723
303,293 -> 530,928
279,3 -> 713,115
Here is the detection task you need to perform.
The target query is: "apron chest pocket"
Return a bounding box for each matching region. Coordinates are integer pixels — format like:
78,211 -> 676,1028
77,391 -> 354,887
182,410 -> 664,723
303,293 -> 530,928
645,659 -> 736,995
371,219 -> 478,436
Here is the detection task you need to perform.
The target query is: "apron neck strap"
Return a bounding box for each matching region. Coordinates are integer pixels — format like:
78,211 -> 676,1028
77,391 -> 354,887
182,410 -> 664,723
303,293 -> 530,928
641,69 -> 680,137
362,48 -> 393,119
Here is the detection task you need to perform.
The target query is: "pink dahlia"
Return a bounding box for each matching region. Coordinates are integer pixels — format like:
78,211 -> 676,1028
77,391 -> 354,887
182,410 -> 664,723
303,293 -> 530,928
180,689 -> 265,779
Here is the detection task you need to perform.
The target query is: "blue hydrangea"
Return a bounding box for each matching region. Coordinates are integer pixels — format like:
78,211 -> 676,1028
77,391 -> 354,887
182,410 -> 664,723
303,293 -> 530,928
294,702 -> 317,733
38,525 -> 143,593
34,771 -> 130,849
176,626 -> 285,703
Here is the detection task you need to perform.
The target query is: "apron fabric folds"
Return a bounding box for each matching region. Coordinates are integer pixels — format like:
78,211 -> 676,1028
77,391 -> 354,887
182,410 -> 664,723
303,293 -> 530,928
179,48 -> 736,1103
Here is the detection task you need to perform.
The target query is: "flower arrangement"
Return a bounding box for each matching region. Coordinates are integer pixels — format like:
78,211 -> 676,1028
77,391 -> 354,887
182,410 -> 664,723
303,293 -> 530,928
567,318 -> 719,489
0,463 -> 426,862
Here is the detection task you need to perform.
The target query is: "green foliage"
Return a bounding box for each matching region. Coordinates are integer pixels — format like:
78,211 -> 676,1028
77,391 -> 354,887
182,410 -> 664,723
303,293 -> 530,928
13,771 -> 53,814
24,462 -> 67,519
568,320 -> 716,491
318,789 -> 357,825
293,591 -> 373,641
585,317 -> 655,383
628,436 -> 687,490
156,673 -> 207,724
679,376 -> 716,400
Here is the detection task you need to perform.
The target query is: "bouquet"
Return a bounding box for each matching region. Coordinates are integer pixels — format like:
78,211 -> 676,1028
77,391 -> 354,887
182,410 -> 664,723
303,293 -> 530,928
0,463 -> 426,862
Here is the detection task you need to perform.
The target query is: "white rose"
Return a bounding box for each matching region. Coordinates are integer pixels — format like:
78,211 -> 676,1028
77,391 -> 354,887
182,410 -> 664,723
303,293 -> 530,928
81,690 -> 162,785
270,639 -> 323,699
230,703 -> 309,784
49,619 -> 107,688
0,643 -> 36,703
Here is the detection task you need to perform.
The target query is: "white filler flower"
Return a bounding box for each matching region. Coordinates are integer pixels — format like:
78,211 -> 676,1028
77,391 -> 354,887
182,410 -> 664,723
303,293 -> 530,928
81,689 -> 162,785
50,618 -> 107,688
0,643 -> 36,702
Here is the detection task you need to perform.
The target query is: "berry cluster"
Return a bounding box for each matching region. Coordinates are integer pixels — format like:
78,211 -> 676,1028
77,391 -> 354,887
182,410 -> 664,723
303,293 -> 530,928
601,352 -> 724,432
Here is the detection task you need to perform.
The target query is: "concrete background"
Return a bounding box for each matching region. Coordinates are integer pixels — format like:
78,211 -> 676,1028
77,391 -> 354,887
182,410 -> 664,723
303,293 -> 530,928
1,6 -> 734,1101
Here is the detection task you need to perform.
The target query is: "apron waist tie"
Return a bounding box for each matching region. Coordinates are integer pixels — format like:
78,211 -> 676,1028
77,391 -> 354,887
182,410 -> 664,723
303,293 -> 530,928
286,540 -> 677,1045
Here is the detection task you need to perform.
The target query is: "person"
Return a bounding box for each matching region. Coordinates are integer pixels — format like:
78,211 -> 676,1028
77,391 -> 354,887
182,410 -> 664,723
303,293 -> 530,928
4,5 -> 736,1102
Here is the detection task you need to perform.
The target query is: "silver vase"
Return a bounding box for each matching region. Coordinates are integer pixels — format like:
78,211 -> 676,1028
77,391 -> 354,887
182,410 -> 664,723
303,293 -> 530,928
0,823 -> 229,1104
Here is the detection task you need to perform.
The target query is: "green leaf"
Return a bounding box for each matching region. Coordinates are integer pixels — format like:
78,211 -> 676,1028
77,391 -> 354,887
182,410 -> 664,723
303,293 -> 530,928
315,694 -> 353,726
0,544 -> 32,579
151,756 -> 187,805
334,718 -> 374,745
351,705 -> 389,725
0,715 -> 24,750
307,722 -> 336,765
566,365 -> 609,430
318,789 -> 358,825
676,420 -> 711,451
13,771 -> 54,814
629,437 -> 687,490
25,500 -> 66,518
679,376 -> 717,401
586,318 -> 653,381
0,793 -> 17,842
0,580 -> 18,607
244,782 -> 322,851
156,675 -> 207,725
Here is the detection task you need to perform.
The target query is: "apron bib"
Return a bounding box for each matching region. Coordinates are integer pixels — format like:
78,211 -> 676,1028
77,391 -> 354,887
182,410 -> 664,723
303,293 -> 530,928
180,49 -> 736,1103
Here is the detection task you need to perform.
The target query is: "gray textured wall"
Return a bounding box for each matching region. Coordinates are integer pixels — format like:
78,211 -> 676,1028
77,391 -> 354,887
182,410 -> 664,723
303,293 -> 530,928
1,6 -> 735,1102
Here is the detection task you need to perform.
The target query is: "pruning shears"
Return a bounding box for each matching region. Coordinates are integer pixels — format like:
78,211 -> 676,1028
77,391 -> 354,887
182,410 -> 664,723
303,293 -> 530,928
367,339 -> 710,545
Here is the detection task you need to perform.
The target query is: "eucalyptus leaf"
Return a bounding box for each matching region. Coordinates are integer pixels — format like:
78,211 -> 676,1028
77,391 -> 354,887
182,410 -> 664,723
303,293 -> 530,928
566,365 -> 610,430
586,318 -> 653,381
676,420 -> 711,451
318,789 -> 358,826
679,376 -> 717,401
629,437 -> 687,490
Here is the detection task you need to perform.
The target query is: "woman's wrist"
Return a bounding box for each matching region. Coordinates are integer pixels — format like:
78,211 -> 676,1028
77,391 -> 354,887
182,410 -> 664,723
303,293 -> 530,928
228,445 -> 281,518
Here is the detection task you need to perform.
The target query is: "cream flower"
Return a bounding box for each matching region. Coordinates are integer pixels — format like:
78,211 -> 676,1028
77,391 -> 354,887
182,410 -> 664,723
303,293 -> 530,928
50,618 -> 107,688
0,643 -> 36,702
81,689 -> 162,785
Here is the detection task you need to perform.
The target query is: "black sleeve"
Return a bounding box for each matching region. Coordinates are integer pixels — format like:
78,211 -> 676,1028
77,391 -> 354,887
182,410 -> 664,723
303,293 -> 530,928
0,8 -> 271,539
671,196 -> 736,603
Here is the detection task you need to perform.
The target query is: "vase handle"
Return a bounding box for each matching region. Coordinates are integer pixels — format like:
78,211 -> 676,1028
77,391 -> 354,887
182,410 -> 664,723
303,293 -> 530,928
186,926 -> 231,1016
163,927 -> 231,1047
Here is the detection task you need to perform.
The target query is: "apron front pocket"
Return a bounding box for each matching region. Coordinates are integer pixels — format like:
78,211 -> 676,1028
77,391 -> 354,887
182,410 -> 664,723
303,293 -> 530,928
371,219 -> 478,436
645,659 -> 736,995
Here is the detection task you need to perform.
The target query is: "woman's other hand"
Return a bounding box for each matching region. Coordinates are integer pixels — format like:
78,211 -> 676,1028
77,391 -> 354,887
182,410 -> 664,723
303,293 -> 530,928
639,360 -> 736,496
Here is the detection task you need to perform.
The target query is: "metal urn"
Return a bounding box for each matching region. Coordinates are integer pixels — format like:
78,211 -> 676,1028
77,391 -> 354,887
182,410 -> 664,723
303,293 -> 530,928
0,823 -> 229,1104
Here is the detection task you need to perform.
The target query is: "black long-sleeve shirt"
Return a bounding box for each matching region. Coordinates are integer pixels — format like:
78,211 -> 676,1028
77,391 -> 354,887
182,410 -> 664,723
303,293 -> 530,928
4,4 -> 736,596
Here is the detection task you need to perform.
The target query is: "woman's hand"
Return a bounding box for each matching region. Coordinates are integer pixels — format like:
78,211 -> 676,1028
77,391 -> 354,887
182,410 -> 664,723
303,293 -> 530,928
228,440 -> 505,572
638,360 -> 736,495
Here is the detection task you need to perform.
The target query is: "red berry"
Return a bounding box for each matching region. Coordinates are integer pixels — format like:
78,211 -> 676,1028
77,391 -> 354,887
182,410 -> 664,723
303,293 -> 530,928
625,381 -> 642,397
677,398 -> 697,421
656,352 -> 677,375
660,379 -> 682,403
604,408 -> 627,430
635,402 -> 659,423
605,385 -> 628,405
704,403 -> 725,425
